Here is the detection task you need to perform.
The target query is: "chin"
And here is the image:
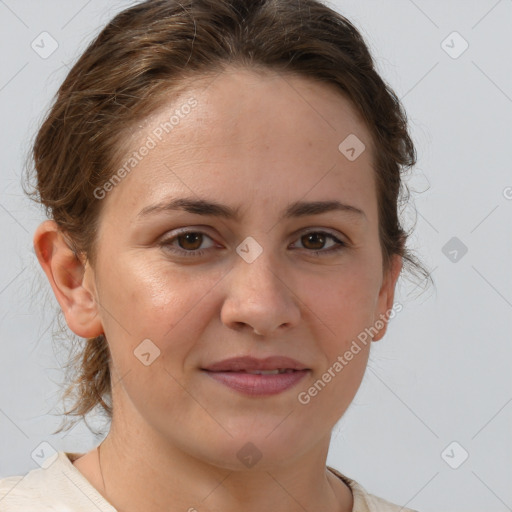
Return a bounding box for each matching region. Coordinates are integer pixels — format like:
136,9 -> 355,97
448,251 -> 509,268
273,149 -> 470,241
190,424 -> 315,471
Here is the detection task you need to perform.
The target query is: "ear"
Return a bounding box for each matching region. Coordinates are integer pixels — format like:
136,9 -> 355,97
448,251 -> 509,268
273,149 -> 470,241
33,220 -> 104,338
372,253 -> 402,342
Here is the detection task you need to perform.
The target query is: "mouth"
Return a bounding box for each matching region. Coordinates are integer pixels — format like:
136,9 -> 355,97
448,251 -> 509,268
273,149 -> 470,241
203,368 -> 310,398
201,356 -> 310,396
202,355 -> 309,373
206,368 -> 301,375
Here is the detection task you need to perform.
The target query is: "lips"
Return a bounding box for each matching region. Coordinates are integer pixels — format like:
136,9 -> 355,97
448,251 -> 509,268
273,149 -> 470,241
201,356 -> 310,396
202,355 -> 309,373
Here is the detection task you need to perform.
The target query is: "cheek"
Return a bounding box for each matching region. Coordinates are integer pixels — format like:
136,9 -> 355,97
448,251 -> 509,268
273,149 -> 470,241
301,263 -> 381,339
295,269 -> 376,422
95,258 -> 220,406
96,255 -> 226,365
102,255 -> 215,323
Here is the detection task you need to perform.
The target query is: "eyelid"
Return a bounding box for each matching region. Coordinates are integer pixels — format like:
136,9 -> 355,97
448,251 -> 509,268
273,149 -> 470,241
289,229 -> 347,251
161,226 -> 346,244
159,228 -> 217,248
295,227 -> 347,241
159,226 -> 348,258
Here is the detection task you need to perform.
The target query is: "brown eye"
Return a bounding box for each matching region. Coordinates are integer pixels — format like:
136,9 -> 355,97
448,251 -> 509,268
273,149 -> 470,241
177,232 -> 204,251
159,230 -> 216,257
301,232 -> 327,250
292,230 -> 346,256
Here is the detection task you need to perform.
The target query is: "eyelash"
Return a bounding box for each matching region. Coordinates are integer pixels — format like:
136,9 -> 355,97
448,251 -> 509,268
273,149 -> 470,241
158,229 -> 347,258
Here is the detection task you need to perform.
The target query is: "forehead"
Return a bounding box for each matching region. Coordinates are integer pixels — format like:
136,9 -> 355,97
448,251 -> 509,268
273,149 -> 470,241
103,66 -> 377,221
148,66 -> 372,149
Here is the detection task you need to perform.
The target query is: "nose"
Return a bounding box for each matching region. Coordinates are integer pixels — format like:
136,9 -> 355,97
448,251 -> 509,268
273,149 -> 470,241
220,250 -> 301,337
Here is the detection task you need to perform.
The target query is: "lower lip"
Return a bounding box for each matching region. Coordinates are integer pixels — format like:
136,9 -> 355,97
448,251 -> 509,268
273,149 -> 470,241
203,370 -> 309,396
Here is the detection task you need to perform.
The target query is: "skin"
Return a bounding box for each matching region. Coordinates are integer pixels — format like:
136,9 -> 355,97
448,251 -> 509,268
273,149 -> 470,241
34,66 -> 402,512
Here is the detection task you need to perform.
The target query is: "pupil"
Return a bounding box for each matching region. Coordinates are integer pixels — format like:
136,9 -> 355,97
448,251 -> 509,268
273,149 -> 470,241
304,233 -> 324,249
180,233 -> 202,250
177,233 -> 326,251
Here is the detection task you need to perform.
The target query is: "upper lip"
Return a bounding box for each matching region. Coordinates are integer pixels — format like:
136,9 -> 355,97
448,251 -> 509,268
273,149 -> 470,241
202,356 -> 309,372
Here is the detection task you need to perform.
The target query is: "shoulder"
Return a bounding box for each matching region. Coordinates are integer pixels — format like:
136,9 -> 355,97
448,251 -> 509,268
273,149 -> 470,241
0,451 -> 115,512
327,466 -> 420,512
0,467 -> 50,511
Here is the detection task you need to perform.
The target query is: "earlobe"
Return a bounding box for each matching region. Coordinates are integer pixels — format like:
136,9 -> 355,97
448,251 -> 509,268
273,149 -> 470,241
372,254 -> 403,342
33,220 -> 104,338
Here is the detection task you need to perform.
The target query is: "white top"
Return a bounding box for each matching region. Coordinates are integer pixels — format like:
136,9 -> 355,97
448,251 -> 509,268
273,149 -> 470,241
0,451 -> 419,512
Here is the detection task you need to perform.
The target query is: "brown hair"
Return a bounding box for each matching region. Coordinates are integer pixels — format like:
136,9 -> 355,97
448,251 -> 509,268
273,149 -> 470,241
25,0 -> 432,433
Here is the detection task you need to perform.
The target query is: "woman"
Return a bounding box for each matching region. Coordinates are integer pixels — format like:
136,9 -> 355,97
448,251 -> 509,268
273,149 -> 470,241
0,0 -> 429,510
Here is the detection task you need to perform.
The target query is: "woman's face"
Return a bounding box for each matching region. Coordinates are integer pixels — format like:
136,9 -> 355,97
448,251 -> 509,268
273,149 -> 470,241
79,67 -> 401,469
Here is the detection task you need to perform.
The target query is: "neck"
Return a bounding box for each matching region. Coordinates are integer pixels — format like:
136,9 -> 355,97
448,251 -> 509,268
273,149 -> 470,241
91,423 -> 353,512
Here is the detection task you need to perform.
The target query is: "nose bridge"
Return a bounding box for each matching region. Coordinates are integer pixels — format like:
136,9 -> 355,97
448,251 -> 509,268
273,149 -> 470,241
233,235 -> 285,301
221,235 -> 300,335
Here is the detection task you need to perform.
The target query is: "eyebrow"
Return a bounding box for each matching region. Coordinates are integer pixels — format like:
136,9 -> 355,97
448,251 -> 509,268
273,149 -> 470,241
137,197 -> 366,222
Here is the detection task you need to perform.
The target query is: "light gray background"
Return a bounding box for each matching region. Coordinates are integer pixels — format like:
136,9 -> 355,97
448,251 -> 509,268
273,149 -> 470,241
1,1 -> 511,511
